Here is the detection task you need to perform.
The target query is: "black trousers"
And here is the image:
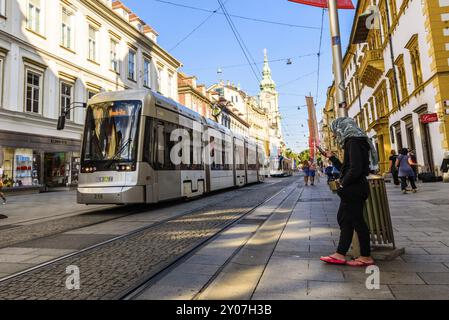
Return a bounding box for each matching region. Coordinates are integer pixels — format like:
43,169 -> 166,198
400,176 -> 417,190
391,169 -> 400,185
336,184 -> 371,257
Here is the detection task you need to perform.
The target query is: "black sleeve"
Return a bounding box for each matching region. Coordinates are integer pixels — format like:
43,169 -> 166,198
341,140 -> 363,187
329,156 -> 343,171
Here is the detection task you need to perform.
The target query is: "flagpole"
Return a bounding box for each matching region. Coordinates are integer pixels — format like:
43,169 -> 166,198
328,0 -> 348,118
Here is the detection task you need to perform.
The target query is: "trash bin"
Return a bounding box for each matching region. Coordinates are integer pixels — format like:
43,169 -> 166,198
363,175 -> 396,248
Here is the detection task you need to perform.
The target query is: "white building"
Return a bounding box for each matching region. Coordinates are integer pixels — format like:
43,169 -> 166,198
0,0 -> 181,191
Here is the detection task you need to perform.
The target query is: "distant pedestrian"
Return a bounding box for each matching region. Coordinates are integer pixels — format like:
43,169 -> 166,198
320,117 -> 377,267
396,148 -> 417,194
309,160 -> 316,186
325,162 -> 334,182
389,150 -> 400,186
0,166 -> 6,204
302,160 -> 310,186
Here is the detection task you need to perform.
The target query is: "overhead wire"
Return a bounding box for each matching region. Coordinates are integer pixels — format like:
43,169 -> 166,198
169,0 -> 230,52
155,0 -> 321,30
216,0 -> 261,84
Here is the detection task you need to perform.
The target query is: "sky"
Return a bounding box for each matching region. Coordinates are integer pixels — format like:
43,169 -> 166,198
123,0 -> 357,153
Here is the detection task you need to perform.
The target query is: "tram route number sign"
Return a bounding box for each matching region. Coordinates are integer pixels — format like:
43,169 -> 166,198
420,113 -> 438,124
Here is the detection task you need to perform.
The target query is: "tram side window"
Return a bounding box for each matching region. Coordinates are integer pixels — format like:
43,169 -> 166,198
143,117 -> 156,164
248,145 -> 257,170
156,122 -> 165,169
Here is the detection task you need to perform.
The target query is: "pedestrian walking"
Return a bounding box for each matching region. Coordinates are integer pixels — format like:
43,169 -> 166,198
320,117 -> 378,267
0,166 -> 6,204
325,162 -> 334,182
302,159 -> 310,186
389,150 -> 400,186
309,160 -> 316,186
408,150 -> 419,178
396,148 -> 417,194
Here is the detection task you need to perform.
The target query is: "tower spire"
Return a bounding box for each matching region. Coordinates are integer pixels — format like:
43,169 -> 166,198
260,48 -> 276,91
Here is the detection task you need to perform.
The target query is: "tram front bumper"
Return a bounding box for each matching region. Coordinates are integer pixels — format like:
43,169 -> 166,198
77,186 -> 145,204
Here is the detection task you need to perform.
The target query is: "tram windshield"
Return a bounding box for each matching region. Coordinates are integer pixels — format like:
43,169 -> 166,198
82,100 -> 141,163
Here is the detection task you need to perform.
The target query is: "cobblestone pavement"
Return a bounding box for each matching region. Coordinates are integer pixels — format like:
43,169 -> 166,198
0,177 -> 297,300
0,208 -> 134,249
135,176 -> 449,300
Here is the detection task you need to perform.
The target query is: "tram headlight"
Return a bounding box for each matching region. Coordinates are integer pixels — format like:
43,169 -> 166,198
81,166 -> 97,173
116,164 -> 135,171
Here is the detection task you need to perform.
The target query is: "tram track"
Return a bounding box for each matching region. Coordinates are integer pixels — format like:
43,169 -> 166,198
0,177 -> 298,300
123,180 -> 301,300
0,181 -> 280,249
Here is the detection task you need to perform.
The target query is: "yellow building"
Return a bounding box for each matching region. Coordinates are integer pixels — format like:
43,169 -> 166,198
323,0 -> 449,175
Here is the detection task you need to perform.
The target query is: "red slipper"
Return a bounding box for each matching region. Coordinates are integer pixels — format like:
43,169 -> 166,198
346,259 -> 375,267
320,256 -> 347,265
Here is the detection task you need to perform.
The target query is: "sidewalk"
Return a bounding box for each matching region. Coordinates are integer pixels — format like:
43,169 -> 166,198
254,178 -> 449,299
137,176 -> 449,300
0,191 -> 111,227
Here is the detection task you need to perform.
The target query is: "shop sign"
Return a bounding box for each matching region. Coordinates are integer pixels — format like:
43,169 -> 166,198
420,113 -> 438,124
51,139 -> 68,145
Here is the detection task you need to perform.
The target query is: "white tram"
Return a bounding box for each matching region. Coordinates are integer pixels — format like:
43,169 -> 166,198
269,156 -> 293,177
77,89 -> 266,204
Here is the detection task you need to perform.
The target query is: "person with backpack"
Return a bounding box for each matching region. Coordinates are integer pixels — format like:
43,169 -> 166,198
320,117 -> 378,267
396,148 -> 417,194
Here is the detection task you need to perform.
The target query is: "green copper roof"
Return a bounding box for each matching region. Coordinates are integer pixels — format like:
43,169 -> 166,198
260,49 -> 276,91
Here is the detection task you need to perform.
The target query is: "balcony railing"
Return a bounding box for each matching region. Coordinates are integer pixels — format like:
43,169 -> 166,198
358,49 -> 384,88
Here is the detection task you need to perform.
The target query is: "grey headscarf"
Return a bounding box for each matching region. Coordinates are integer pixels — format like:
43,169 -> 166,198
331,117 -> 379,169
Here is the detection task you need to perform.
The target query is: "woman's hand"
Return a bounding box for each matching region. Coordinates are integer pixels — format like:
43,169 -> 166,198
324,150 -> 334,159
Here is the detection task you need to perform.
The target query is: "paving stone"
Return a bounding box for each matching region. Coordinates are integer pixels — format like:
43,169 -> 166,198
418,272 -> 449,285
254,278 -> 308,298
343,270 -> 425,285
0,254 -> 38,263
0,263 -> 34,274
389,285 -> 449,300
136,284 -> 198,300
307,281 -> 394,299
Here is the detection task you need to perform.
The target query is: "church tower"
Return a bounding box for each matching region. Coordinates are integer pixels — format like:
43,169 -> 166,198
259,49 -> 283,156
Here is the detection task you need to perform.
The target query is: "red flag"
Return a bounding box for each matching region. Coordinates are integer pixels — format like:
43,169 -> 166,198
288,0 -> 354,9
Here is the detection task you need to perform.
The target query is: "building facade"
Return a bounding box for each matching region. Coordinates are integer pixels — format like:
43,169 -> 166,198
323,0 -> 449,175
0,0 -> 181,191
178,72 -> 213,119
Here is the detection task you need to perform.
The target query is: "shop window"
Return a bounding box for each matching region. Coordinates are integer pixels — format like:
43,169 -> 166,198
0,148 -> 37,188
25,69 -> 42,114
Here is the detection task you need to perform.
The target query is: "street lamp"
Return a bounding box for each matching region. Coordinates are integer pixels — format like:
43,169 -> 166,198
57,102 -> 87,130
